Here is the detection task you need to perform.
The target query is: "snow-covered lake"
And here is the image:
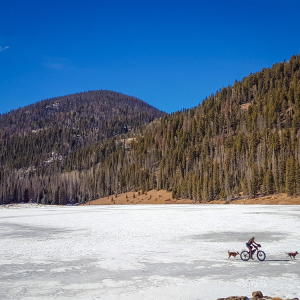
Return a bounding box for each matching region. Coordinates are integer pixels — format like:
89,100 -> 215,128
0,204 -> 299,300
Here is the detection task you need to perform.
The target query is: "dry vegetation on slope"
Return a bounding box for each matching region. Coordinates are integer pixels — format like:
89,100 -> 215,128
86,190 -> 300,205
210,193 -> 300,205
85,189 -> 193,205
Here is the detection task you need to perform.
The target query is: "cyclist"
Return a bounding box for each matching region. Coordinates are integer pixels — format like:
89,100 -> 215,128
246,237 -> 260,260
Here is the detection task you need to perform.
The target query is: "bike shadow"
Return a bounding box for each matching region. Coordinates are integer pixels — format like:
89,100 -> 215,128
262,259 -> 291,262
237,259 -> 291,262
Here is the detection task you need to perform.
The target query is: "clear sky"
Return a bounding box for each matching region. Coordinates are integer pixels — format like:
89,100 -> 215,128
1,0 -> 300,114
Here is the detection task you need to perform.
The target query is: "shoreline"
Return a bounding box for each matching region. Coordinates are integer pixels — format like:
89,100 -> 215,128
2,191 -> 300,207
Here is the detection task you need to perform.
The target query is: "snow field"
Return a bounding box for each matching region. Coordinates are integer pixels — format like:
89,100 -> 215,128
0,204 -> 299,299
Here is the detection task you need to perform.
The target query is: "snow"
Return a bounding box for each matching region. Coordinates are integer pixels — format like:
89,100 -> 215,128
0,204 -> 299,299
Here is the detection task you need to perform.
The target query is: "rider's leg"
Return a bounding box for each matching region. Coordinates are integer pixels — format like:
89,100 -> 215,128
247,245 -> 253,258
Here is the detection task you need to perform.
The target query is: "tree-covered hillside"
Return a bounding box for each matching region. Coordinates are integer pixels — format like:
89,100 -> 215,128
0,90 -> 165,169
0,90 -> 165,204
2,54 -> 300,204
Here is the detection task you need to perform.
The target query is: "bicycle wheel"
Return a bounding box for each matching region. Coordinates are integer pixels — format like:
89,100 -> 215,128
257,250 -> 266,261
241,251 -> 250,261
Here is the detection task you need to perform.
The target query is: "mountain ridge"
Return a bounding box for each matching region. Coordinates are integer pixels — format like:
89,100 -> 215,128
0,90 -> 166,169
0,89 -> 166,138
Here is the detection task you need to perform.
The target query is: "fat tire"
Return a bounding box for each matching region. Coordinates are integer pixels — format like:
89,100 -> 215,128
241,251 -> 250,261
257,250 -> 266,261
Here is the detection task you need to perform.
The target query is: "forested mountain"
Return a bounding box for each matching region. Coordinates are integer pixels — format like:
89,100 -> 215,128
2,54 -> 300,205
0,90 -> 166,204
0,90 -> 165,169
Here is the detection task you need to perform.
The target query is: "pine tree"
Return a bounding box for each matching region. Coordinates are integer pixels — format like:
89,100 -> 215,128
264,169 -> 274,195
286,157 -> 295,196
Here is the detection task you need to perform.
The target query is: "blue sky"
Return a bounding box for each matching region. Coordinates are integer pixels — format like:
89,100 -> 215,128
1,0 -> 300,114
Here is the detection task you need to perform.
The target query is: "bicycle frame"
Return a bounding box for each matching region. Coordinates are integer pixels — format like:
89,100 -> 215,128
241,244 -> 266,261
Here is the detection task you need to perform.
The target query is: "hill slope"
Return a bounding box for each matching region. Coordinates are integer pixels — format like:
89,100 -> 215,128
0,90 -> 164,138
0,90 -> 165,204
0,90 -> 165,169
70,54 -> 300,203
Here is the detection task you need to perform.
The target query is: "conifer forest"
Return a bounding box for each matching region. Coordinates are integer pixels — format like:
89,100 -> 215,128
1,54 -> 300,204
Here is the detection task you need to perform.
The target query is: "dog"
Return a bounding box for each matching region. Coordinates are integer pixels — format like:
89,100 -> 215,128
228,250 -> 239,259
286,251 -> 298,259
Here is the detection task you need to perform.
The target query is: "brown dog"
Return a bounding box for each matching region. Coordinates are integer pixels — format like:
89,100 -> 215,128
286,251 -> 298,259
228,250 -> 239,259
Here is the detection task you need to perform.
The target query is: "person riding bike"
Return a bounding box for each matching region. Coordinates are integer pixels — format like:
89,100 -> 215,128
246,237 -> 260,260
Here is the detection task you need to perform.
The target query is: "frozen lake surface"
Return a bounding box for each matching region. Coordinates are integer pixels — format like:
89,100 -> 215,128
0,204 -> 300,300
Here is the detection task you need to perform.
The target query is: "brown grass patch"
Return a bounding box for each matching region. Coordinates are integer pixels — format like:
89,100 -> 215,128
84,191 -> 300,206
85,190 -> 194,205
209,193 -> 300,205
